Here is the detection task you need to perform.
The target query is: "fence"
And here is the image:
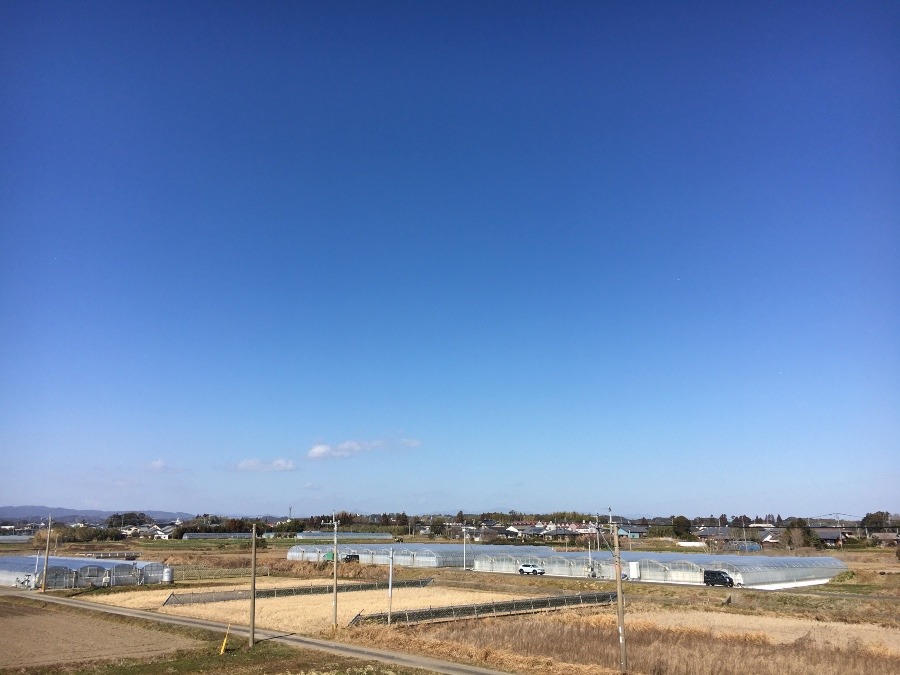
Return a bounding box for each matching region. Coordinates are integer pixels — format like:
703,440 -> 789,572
170,565 -> 270,581
349,591 -> 617,627
163,577 -> 434,606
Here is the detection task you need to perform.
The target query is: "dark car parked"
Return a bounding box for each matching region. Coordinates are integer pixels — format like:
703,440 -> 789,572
703,569 -> 734,587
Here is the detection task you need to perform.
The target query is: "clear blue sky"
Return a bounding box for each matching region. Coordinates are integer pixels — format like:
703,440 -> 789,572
1,1 -> 897,520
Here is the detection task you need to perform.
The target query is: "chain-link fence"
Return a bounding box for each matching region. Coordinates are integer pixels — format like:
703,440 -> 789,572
163,577 -> 434,606
170,565 -> 270,581
350,591 -> 617,626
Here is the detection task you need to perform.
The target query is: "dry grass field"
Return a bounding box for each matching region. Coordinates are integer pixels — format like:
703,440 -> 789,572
94,584 -> 530,636
36,543 -> 900,674
379,610 -> 900,675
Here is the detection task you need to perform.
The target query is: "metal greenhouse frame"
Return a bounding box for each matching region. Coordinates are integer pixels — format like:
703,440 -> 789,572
0,556 -> 171,590
286,543 -> 847,588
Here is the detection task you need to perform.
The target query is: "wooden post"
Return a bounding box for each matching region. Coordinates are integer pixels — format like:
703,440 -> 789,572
249,523 -> 256,648
612,515 -> 628,673
40,514 -> 52,593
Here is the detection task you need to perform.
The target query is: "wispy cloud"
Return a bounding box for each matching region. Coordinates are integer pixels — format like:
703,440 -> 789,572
147,459 -> 174,473
236,458 -> 296,472
307,439 -> 384,459
401,438 -> 422,448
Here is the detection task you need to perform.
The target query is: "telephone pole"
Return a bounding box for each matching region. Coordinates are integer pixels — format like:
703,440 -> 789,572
610,508 -> 628,673
462,524 -> 467,570
249,523 -> 257,648
323,512 -> 339,629
40,514 -> 52,593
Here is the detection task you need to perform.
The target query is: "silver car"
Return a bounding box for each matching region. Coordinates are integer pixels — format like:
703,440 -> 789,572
518,563 -> 545,575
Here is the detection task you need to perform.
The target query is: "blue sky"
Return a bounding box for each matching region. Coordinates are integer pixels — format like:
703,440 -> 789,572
1,1 -> 897,520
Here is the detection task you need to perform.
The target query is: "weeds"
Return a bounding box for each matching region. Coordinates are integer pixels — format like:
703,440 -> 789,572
401,612 -> 900,675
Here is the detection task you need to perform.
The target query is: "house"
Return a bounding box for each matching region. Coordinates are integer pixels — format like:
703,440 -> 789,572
692,526 -> 732,544
759,528 -> 783,549
154,525 -> 176,540
812,528 -> 845,548
480,525 -> 510,540
505,525 -> 543,539
871,532 -> 900,547
618,525 -> 648,539
541,527 -> 577,541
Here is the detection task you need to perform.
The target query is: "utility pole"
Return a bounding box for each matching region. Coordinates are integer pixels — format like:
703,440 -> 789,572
462,524 -> 467,570
388,547 -> 394,626
597,513 -> 602,554
249,523 -> 257,648
322,512 -> 338,630
610,508 -> 628,673
41,514 -> 52,593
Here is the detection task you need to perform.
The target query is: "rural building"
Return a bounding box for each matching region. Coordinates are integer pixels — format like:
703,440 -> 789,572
871,532 -> 899,546
618,525 -> 648,539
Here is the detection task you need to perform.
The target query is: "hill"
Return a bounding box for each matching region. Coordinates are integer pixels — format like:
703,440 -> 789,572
0,505 -> 195,524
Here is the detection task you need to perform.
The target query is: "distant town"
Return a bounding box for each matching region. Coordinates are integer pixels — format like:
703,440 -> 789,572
1,507 -> 897,551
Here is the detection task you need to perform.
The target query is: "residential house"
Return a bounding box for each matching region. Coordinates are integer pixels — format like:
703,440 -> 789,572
618,525 -> 648,539
812,528 -> 845,548
871,532 -> 900,547
541,527 -> 577,542
692,526 -> 732,543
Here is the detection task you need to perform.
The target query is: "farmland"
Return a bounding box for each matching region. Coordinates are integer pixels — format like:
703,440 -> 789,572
2,542 -> 899,674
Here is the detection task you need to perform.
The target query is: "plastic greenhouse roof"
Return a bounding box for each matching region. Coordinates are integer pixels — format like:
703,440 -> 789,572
287,543 -> 847,572
0,556 -> 161,572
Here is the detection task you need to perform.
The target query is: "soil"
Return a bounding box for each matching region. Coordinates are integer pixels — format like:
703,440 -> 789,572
0,596 -> 204,670
92,583 -> 527,636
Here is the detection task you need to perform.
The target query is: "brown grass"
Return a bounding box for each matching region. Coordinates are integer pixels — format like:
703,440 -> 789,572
149,586 -> 528,636
74,546 -> 900,674
362,610 -> 900,675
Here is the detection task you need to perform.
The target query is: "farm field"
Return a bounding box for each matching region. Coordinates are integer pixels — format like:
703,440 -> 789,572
2,542 -> 898,674
0,595 -> 203,670
0,594 -> 428,675
89,583 -> 530,636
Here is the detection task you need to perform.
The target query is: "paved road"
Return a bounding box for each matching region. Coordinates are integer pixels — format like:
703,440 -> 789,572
3,590 -> 511,675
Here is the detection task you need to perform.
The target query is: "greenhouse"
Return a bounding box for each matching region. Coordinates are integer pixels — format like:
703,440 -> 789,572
294,531 -> 395,541
288,543 -> 551,568
286,543 -> 847,588
0,556 -> 172,590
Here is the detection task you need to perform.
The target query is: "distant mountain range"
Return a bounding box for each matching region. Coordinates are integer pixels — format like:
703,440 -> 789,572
0,505 -> 196,524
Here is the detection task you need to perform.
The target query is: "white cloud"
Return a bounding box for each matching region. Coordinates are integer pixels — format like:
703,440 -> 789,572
307,439 -> 384,459
236,458 -> 296,472
147,459 -> 172,472
401,438 -> 422,448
